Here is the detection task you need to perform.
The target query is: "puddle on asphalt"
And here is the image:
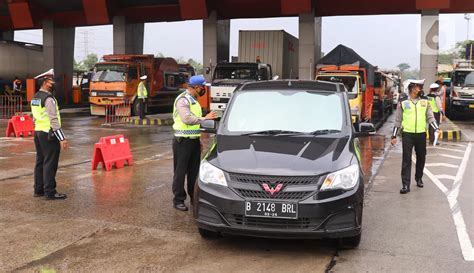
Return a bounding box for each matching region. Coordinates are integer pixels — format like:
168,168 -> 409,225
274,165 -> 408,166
359,135 -> 387,183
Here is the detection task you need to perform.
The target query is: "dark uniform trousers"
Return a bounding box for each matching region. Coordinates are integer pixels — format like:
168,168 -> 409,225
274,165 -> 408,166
34,131 -> 60,195
401,132 -> 426,188
139,98 -> 146,119
172,137 -> 200,204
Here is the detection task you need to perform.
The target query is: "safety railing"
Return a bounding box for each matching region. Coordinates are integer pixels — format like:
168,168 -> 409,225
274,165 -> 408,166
103,101 -> 131,126
0,95 -> 22,119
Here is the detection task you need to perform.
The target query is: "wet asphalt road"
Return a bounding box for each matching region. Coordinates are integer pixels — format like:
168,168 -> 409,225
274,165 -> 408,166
0,115 -> 387,272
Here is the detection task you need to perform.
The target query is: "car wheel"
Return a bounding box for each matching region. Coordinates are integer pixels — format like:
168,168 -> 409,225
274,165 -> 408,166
198,228 -> 220,239
339,233 -> 361,249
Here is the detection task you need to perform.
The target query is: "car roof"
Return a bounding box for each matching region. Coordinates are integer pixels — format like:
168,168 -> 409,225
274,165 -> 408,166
239,80 -> 344,92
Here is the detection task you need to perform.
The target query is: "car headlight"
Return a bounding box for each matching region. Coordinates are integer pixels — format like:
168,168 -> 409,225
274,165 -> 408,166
116,92 -> 124,97
91,91 -> 97,97
199,161 -> 227,187
320,164 -> 359,191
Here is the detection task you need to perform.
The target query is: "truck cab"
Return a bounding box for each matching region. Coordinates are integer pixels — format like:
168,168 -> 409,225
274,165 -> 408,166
448,62 -> 474,118
316,70 -> 364,126
208,62 -> 272,116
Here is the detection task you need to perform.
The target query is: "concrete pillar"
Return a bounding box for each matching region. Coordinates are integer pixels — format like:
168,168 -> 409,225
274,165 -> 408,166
1,31 -> 14,41
113,16 -> 144,55
203,11 -> 230,81
298,12 -> 321,80
420,10 -> 439,87
43,20 -> 75,105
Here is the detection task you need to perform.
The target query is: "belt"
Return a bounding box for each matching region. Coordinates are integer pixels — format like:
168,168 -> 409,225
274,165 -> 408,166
175,136 -> 200,140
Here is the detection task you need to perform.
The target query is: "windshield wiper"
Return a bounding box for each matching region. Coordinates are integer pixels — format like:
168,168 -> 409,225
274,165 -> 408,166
308,129 -> 341,135
240,130 -> 302,136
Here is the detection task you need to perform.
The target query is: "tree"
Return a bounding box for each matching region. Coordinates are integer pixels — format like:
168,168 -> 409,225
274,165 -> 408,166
82,53 -> 98,70
73,59 -> 85,71
455,40 -> 474,59
397,63 -> 411,72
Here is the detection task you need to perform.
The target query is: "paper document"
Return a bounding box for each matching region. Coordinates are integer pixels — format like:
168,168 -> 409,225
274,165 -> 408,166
433,130 -> 439,146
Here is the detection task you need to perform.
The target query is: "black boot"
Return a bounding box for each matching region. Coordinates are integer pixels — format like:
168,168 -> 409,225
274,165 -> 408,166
416,178 -> 424,188
400,185 -> 410,194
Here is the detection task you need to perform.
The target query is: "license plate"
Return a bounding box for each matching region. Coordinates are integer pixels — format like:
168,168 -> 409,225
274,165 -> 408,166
469,104 -> 474,109
245,200 -> 298,219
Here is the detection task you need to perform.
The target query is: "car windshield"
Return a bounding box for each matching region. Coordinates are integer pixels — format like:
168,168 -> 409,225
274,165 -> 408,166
317,76 -> 358,95
453,71 -> 474,87
214,67 -> 258,80
225,90 -> 344,134
92,64 -> 127,82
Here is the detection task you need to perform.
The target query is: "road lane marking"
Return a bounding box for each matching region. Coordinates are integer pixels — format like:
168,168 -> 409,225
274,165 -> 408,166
435,174 -> 456,180
427,146 -> 465,153
438,154 -> 464,160
424,142 -> 473,261
425,163 -> 458,168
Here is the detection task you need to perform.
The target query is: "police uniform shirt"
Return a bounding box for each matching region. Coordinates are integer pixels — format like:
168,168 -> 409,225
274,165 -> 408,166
33,89 -> 66,141
394,97 -> 436,129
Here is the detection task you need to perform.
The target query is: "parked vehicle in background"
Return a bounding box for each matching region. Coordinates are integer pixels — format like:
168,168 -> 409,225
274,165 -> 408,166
238,30 -> 298,79
373,71 -> 394,117
89,55 -> 185,116
195,80 -> 376,248
179,63 -> 196,83
208,62 -> 273,117
316,44 -> 377,128
447,60 -> 474,119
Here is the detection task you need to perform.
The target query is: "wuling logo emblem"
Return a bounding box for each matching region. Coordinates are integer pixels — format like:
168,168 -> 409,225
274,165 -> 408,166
262,183 -> 283,195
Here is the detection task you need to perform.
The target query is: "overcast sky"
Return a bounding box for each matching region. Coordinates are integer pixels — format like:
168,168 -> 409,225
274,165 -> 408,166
14,14 -> 473,70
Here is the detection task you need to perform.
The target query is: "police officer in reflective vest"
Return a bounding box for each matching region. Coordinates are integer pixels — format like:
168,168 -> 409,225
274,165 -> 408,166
172,75 -> 217,211
391,79 -> 439,194
137,75 -> 148,119
426,82 -> 445,143
31,69 -> 68,200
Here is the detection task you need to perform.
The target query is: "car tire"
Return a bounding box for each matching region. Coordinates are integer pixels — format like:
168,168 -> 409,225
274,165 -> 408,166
198,228 -> 220,239
339,233 -> 361,249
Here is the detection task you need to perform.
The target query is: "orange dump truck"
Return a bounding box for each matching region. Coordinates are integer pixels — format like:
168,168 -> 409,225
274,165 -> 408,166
89,54 -> 185,116
315,45 -> 376,125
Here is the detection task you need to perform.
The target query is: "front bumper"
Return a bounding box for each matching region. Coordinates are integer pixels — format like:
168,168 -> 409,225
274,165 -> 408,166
194,179 -> 363,239
451,99 -> 474,113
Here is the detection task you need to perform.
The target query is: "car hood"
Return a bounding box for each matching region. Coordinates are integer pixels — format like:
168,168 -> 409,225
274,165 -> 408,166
212,79 -> 252,86
206,135 -> 354,176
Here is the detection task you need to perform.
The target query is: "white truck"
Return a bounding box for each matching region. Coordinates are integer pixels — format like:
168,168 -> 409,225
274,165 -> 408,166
448,60 -> 474,119
208,30 -> 298,117
209,62 -> 273,116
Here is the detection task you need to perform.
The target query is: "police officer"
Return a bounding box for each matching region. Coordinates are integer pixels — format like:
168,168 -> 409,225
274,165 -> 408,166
427,83 -> 445,143
172,75 -> 217,211
137,75 -> 148,119
391,79 -> 439,194
31,69 -> 68,200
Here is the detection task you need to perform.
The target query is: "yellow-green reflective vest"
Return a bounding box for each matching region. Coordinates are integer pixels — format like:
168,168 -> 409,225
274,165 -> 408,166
427,95 -> 439,113
401,99 -> 428,133
31,91 -> 61,132
173,91 -> 202,137
137,82 -> 148,98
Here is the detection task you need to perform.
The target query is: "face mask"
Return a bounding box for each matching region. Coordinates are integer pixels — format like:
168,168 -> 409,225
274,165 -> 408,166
197,87 -> 206,96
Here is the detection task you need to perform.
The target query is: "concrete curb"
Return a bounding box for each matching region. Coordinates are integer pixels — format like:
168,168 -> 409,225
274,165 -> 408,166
439,118 -> 462,141
122,117 -> 173,126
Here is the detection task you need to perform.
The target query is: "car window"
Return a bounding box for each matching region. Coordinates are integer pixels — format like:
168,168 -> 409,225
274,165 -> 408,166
225,90 -> 344,133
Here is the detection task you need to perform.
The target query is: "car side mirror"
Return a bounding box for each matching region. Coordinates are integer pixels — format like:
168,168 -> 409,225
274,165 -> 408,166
361,84 -> 366,92
355,122 -> 376,137
205,67 -> 211,75
272,75 -> 279,80
201,120 -> 217,134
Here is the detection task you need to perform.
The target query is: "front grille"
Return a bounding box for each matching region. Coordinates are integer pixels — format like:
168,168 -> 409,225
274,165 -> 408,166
91,90 -> 122,97
228,173 -> 320,186
459,94 -> 474,99
236,189 -> 313,200
223,213 -> 323,230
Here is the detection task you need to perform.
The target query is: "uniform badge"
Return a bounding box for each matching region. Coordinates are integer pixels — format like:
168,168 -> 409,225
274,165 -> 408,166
31,99 -> 41,106
420,101 -> 427,107
403,102 -> 411,109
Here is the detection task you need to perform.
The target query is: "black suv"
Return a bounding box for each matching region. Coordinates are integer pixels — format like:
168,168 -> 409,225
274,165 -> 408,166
193,80 -> 375,248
